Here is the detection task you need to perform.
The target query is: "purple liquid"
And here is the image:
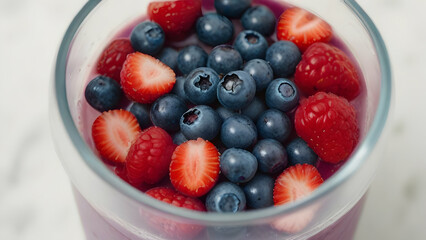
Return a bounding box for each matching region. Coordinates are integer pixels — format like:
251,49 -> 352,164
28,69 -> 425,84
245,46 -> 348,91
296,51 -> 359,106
75,0 -> 368,239
74,187 -> 365,240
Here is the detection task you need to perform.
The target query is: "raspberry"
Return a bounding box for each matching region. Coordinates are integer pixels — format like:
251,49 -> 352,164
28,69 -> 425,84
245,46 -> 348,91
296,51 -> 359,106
294,43 -> 361,100
146,187 -> 206,211
96,39 -> 134,82
148,0 -> 202,41
145,187 -> 205,239
294,92 -> 359,163
126,127 -> 176,185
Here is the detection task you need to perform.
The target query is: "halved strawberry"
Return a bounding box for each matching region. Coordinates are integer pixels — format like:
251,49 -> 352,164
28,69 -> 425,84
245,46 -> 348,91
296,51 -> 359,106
169,138 -> 220,197
92,109 -> 141,164
272,164 -> 324,233
120,52 -> 176,104
277,7 -> 332,51
96,39 -> 134,82
148,0 -> 202,41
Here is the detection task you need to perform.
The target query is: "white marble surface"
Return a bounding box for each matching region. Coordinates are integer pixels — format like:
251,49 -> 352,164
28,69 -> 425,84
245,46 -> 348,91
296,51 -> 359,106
0,0 -> 425,239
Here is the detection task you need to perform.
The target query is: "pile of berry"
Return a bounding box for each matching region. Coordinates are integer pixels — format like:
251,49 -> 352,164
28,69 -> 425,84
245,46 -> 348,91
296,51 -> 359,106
85,0 -> 361,234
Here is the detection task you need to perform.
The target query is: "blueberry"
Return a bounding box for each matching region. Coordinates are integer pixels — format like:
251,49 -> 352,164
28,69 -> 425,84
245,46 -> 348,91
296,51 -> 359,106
129,102 -> 152,129
220,148 -> 258,183
205,182 -> 246,213
257,109 -> 292,143
177,45 -> 208,75
180,105 -> 222,141
217,71 -> 256,110
184,67 -> 220,105
233,30 -> 268,61
156,47 -> 178,71
171,76 -> 188,102
266,41 -> 301,78
243,59 -> 274,91
207,45 -> 243,76
243,174 -> 274,209
214,0 -> 252,19
85,75 -> 123,112
221,115 -> 257,149
265,78 -> 300,112
252,139 -> 288,174
241,96 -> 267,122
130,21 -> 165,55
150,94 -> 187,132
241,6 -> 276,36
286,137 -> 318,166
216,106 -> 237,121
172,131 -> 188,145
196,13 -> 234,46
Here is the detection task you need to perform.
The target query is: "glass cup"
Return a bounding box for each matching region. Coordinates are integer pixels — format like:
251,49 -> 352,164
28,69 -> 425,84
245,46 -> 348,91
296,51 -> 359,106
49,0 -> 392,239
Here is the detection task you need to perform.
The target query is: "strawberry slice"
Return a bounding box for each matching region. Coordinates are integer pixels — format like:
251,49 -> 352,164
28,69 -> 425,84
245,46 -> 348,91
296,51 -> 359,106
92,109 -> 141,164
272,164 -> 324,233
120,52 -> 176,104
169,138 -> 220,197
277,7 -> 332,51
148,0 -> 202,41
96,39 -> 134,82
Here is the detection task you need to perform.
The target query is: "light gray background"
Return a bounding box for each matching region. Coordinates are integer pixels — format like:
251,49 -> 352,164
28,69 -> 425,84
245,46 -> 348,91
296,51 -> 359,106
0,0 -> 424,239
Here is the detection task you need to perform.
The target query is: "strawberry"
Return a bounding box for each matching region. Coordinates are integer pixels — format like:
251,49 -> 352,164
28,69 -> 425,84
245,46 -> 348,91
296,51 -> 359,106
120,52 -> 176,104
272,164 -> 323,233
96,39 -> 134,82
273,164 -> 323,205
145,187 -> 205,239
126,127 -> 176,186
294,42 -> 361,100
277,7 -> 332,51
169,138 -> 220,197
294,92 -> 359,163
92,109 -> 141,164
148,0 -> 202,41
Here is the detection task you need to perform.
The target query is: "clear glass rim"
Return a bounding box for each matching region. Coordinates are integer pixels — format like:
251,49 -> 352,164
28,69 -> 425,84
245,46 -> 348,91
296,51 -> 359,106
54,0 -> 392,224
